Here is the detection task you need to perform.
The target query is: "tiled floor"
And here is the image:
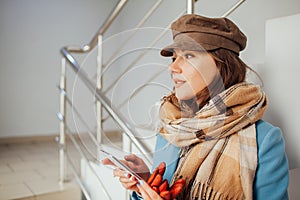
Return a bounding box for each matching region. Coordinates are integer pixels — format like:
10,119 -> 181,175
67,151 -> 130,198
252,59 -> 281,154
0,139 -> 81,200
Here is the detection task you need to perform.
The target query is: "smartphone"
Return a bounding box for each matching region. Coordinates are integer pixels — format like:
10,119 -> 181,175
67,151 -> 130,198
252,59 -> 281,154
99,149 -> 142,181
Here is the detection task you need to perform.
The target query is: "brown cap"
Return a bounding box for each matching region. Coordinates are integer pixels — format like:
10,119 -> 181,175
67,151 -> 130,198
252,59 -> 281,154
160,14 -> 247,56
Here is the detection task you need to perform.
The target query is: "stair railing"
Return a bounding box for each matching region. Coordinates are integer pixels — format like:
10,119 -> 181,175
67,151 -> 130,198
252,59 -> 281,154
101,0 -> 246,128
58,1 -> 173,199
57,0 -> 245,199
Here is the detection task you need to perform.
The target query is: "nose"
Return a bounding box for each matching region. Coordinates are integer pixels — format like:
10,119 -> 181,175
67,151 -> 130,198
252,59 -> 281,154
169,57 -> 182,74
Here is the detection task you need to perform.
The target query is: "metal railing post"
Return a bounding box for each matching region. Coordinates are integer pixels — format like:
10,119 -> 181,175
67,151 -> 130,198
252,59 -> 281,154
61,46 -> 153,163
97,35 -> 103,144
187,0 -> 195,14
82,0 -> 129,52
122,132 -> 132,200
59,57 -> 67,184
222,0 -> 246,17
96,35 -> 103,161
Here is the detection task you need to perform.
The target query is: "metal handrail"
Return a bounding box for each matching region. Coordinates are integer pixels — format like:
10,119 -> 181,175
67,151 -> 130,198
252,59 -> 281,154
64,0 -> 129,53
60,0 -> 162,165
102,9 -> 186,94
222,0 -> 246,17
103,0 -> 164,68
101,67 -> 167,124
58,86 -> 99,147
61,47 -> 153,163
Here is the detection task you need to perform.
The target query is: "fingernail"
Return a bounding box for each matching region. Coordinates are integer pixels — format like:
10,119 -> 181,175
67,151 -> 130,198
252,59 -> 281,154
124,173 -> 128,177
129,176 -> 134,181
136,183 -> 140,188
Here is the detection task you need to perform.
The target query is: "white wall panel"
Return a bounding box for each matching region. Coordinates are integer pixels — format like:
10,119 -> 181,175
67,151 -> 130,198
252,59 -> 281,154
264,14 -> 300,169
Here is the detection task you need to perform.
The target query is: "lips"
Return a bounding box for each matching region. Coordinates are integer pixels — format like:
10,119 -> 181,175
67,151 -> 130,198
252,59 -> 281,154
173,78 -> 186,88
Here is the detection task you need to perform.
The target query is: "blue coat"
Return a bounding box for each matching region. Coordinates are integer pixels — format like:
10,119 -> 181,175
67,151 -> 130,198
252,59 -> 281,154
132,120 -> 289,199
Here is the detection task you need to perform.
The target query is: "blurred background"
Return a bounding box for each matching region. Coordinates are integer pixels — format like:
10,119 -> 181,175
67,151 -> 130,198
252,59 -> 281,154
0,0 -> 299,199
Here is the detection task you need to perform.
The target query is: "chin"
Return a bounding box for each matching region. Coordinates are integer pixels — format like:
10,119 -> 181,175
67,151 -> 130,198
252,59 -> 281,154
175,91 -> 194,101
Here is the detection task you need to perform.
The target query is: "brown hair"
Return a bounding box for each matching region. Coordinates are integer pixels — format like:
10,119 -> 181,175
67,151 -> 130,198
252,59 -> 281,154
210,49 -> 247,89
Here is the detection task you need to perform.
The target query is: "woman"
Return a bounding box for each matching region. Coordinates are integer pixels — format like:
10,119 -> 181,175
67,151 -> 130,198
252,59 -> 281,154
104,14 -> 289,200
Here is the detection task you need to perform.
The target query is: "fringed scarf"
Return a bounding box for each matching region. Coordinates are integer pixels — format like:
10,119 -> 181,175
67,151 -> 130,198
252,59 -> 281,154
159,82 -> 268,200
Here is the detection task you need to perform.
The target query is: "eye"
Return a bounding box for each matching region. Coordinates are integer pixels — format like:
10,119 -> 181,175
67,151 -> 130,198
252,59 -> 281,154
184,53 -> 193,59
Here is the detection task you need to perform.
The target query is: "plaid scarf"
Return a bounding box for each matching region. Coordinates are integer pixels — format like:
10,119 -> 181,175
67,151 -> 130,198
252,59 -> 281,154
159,82 -> 267,199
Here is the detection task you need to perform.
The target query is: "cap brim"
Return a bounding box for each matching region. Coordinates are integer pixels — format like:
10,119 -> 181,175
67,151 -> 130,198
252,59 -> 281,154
160,44 -> 179,57
160,33 -> 219,57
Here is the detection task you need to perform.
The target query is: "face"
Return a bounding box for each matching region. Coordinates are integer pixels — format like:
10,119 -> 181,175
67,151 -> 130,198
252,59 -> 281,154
169,49 -> 219,101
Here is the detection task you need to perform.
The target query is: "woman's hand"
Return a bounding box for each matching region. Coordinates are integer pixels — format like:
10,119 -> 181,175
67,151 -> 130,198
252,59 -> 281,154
137,180 -> 164,200
113,167 -> 140,193
122,154 -> 150,180
101,154 -> 150,192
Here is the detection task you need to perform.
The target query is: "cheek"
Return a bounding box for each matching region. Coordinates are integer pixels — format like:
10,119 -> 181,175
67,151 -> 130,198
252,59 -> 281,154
186,68 -> 208,91
174,70 -> 206,100
199,67 -> 218,84
190,59 -> 218,88
184,65 -> 218,97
